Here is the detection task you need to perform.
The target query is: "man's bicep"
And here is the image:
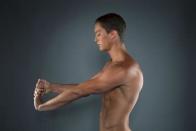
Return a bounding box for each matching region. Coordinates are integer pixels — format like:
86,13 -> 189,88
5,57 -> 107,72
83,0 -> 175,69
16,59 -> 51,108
77,67 -> 126,94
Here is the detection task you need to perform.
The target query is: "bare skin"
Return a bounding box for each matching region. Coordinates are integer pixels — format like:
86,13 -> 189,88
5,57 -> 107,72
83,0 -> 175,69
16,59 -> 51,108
34,22 -> 143,131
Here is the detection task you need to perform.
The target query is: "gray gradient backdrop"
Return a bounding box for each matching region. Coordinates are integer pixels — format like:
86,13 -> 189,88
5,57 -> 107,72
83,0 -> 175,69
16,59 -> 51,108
1,0 -> 195,131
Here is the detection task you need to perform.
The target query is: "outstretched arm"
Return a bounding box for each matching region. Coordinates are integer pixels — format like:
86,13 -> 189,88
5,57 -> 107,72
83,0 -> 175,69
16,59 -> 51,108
34,65 -> 126,111
36,79 -> 78,94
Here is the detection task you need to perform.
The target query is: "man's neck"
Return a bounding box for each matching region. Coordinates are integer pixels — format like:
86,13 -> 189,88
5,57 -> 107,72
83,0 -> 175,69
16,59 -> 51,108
108,42 -> 127,63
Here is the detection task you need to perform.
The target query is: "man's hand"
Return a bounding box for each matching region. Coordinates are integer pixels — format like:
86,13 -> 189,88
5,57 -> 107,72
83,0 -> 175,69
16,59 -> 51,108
34,79 -> 51,97
33,78 -> 50,110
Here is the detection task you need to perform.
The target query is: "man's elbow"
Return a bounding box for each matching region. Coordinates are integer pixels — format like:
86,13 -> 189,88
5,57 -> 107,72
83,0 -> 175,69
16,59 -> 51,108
34,105 -> 44,111
35,104 -> 50,111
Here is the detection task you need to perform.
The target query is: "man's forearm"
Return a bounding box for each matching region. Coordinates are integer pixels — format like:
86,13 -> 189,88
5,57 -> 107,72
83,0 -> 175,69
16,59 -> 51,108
35,86 -> 87,111
50,83 -> 78,94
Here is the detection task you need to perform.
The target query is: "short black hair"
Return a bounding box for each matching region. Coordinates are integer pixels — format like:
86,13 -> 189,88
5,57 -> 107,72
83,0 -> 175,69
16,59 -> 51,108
95,13 -> 126,41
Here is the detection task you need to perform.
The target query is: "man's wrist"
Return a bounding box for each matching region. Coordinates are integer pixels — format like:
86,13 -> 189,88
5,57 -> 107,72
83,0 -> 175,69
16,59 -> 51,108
34,95 -> 41,100
45,81 -> 51,93
34,95 -> 41,110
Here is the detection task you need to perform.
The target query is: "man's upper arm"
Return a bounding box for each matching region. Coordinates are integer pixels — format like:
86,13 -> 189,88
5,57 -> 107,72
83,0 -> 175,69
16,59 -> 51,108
75,66 -> 126,95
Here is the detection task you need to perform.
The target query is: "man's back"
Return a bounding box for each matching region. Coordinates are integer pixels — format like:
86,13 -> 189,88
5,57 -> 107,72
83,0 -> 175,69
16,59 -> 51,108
98,55 -> 143,131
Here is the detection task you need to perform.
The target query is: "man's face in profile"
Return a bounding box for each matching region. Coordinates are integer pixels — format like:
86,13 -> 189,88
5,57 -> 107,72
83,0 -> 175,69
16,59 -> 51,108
94,22 -> 111,52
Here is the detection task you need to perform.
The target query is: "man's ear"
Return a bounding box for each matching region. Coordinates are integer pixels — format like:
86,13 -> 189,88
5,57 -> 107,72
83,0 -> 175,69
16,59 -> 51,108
109,30 -> 118,39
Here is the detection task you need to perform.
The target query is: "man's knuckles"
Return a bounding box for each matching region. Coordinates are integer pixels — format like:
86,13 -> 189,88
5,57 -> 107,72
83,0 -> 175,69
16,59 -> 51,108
36,88 -> 44,93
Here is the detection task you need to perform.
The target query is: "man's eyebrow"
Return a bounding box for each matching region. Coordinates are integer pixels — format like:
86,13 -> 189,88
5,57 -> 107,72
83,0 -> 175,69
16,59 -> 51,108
95,30 -> 101,33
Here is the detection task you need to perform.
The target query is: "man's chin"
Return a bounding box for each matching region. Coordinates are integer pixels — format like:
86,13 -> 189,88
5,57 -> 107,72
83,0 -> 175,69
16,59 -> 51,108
99,48 -> 107,52
99,48 -> 105,52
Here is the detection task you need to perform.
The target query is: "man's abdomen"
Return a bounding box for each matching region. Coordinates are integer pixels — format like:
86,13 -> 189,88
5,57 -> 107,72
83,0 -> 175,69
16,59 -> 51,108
99,89 -> 132,131
99,111 -> 131,131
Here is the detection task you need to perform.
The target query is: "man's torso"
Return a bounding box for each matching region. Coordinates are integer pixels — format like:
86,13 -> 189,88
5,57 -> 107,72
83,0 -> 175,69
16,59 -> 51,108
98,56 -> 143,131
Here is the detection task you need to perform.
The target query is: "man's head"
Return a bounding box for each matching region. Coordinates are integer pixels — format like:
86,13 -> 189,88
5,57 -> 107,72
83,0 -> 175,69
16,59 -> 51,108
94,13 -> 126,52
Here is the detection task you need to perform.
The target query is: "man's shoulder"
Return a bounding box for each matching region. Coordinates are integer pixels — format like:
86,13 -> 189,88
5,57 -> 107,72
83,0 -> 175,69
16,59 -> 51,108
110,59 -> 135,70
112,60 -> 142,76
103,58 -> 140,75
104,62 -> 128,77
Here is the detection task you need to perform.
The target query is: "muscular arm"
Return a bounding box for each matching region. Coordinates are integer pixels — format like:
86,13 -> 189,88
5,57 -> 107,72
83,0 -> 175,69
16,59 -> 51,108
50,83 -> 78,94
35,65 -> 126,111
44,69 -> 104,94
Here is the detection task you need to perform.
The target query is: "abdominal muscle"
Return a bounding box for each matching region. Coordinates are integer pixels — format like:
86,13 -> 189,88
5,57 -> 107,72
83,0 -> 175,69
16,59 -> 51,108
99,87 -> 134,131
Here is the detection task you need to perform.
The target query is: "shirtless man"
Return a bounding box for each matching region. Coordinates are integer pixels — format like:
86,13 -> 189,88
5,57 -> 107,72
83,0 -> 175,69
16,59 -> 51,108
33,13 -> 143,131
